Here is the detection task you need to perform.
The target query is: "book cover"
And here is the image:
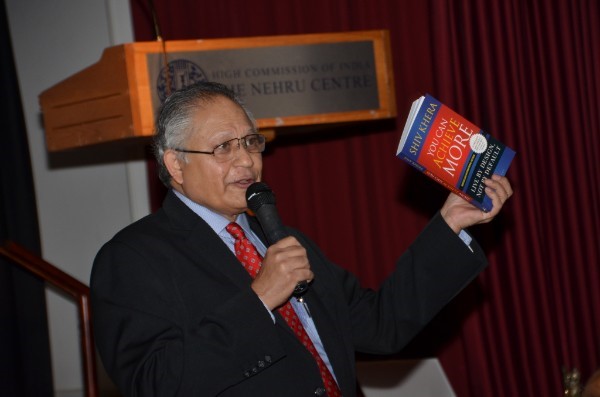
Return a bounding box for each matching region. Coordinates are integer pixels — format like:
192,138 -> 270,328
396,94 -> 516,212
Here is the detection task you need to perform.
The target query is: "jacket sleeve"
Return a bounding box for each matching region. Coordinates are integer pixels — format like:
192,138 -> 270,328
296,212 -> 488,355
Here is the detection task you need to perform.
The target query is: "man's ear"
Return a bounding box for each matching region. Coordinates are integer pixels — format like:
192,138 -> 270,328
164,150 -> 184,185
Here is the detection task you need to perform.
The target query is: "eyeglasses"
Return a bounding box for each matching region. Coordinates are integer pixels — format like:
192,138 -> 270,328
173,133 -> 266,162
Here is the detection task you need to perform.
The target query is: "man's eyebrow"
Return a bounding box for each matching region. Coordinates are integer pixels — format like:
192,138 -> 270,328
208,130 -> 257,146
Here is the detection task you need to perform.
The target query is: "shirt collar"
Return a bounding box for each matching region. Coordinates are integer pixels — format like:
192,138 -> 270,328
172,188 -> 253,236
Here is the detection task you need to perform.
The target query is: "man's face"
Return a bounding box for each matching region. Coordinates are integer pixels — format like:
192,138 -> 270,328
165,96 -> 262,221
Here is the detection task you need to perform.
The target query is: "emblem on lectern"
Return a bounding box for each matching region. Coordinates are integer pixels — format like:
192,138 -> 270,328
157,59 -> 208,102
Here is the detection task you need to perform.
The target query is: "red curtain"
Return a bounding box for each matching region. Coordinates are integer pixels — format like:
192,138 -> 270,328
130,0 -> 600,395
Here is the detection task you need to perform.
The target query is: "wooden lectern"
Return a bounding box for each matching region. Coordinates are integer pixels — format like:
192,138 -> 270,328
39,30 -> 396,152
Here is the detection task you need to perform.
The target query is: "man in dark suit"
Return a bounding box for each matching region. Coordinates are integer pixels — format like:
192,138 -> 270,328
91,81 -> 513,397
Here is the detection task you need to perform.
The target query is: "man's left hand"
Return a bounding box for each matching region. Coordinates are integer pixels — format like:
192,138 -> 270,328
440,175 -> 513,233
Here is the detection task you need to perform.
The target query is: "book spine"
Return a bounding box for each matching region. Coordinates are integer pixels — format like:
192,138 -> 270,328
397,152 -> 425,173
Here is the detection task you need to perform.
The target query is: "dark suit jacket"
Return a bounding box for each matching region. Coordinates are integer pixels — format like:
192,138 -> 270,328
91,190 -> 487,397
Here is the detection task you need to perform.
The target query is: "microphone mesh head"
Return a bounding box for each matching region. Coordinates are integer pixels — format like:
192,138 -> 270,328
246,182 -> 276,212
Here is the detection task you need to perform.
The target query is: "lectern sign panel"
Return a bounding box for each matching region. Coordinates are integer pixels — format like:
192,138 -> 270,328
146,41 -> 379,118
39,30 -> 396,151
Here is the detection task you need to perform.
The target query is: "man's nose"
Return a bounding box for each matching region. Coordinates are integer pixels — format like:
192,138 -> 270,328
231,141 -> 254,164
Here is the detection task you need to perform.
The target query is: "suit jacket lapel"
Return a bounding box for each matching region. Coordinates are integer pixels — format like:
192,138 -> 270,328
162,190 -> 253,291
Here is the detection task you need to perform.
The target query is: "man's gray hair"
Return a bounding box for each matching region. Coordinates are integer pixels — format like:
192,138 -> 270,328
153,81 -> 256,187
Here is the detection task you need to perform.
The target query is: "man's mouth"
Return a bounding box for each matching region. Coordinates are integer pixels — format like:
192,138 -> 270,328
232,178 -> 255,187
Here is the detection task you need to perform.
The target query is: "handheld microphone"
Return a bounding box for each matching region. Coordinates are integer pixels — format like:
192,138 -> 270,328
246,182 -> 309,295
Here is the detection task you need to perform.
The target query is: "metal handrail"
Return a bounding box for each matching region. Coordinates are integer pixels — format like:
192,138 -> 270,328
0,240 -> 98,397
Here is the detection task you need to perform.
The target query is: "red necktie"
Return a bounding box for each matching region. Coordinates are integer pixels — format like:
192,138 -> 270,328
226,222 -> 342,396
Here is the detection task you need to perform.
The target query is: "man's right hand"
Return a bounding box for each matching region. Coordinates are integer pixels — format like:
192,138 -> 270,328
251,236 -> 313,310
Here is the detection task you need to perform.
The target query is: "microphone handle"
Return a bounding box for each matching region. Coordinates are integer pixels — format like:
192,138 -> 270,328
294,280 -> 309,295
259,205 -> 309,296
269,233 -> 309,295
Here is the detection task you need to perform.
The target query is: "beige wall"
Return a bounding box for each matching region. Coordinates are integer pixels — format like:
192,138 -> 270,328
5,0 -> 149,393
